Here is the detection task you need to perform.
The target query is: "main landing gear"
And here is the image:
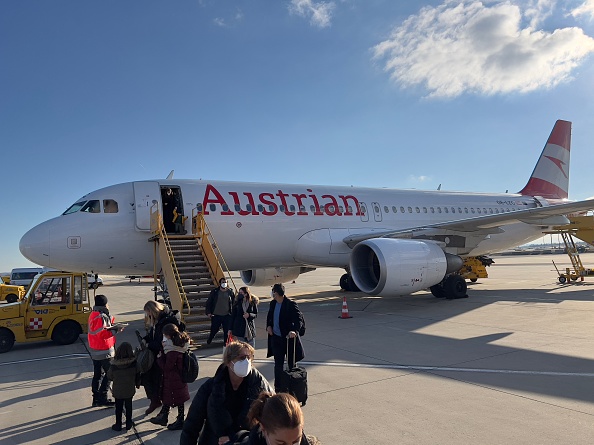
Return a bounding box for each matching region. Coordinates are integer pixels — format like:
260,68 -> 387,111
430,274 -> 468,300
339,273 -> 360,292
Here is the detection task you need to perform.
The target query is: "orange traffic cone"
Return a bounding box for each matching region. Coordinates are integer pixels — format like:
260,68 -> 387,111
339,296 -> 352,319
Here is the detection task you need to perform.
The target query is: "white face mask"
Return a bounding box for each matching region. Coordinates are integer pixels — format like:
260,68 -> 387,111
220,282 -> 228,289
232,358 -> 251,378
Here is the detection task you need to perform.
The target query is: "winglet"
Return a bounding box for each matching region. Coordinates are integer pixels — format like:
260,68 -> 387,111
518,120 -> 571,200
166,170 -> 174,180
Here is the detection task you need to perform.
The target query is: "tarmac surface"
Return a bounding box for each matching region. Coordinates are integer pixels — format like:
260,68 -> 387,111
1,253 -> 594,444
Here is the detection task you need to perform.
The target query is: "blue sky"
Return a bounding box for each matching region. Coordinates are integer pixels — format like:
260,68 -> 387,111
2,0 -> 594,273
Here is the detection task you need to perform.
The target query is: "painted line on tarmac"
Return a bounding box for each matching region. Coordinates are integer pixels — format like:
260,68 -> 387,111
0,353 -> 88,366
198,356 -> 594,377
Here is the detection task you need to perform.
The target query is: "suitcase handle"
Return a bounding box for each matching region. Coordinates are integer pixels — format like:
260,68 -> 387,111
286,335 -> 297,370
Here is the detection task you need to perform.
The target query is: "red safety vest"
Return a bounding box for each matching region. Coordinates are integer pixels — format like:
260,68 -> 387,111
88,310 -> 116,351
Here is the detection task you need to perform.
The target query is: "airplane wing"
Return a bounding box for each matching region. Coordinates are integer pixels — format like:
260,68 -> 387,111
343,198 -> 594,247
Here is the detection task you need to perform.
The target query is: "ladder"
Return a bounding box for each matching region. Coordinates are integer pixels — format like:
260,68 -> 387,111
149,205 -> 237,346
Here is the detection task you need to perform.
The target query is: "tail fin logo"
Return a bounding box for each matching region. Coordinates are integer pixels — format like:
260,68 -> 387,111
543,155 -> 568,179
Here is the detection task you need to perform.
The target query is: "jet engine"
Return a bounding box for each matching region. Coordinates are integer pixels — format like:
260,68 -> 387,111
240,266 -> 315,287
350,238 -> 463,297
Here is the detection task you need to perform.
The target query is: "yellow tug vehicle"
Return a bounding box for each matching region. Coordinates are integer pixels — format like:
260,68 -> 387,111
459,256 -> 493,282
0,270 -> 92,353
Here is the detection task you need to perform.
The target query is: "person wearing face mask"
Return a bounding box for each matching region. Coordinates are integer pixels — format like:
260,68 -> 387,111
150,323 -> 191,430
180,341 -> 273,445
205,277 -> 234,345
231,392 -> 319,445
229,287 -> 259,348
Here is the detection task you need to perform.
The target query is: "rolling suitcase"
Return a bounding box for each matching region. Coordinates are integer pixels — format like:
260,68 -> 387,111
278,336 -> 308,405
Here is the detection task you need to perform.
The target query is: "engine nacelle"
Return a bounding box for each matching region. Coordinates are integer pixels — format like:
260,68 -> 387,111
240,267 -> 314,287
350,238 -> 462,297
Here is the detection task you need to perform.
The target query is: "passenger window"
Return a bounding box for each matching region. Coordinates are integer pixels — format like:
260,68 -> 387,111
471,208 -> 475,213
374,205 -> 380,213
103,199 -> 118,213
477,208 -> 481,214
392,206 -> 397,213
246,204 -> 252,212
81,200 -> 100,213
465,208 -> 468,213
258,205 -> 265,212
196,203 -> 203,213
301,205 -> 307,213
408,207 -> 412,213
400,206 -> 405,213
444,207 -> 449,213
346,206 -> 352,214
437,207 -> 442,213
222,204 -> 229,212
384,206 -> 389,213
451,207 -> 455,213
291,205 -> 296,212
235,204 -> 241,212
458,207 -> 462,213
280,205 -> 285,212
483,208 -> 487,214
430,207 -> 434,213
310,205 -> 316,213
210,204 -> 216,211
423,207 -> 427,213
415,207 -> 420,213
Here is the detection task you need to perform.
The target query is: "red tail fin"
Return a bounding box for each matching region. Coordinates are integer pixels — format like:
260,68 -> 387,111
518,120 -> 571,200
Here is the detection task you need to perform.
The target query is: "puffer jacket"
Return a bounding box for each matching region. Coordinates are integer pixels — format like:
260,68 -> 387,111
232,427 -> 316,445
107,356 -> 139,399
180,364 -> 273,445
157,346 -> 190,407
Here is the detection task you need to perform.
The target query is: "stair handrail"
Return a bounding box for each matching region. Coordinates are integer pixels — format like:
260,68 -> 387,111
191,208 -> 238,294
150,203 -> 191,315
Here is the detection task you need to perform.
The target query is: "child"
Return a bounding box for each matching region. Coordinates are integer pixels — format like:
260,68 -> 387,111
150,323 -> 191,430
107,341 -> 139,431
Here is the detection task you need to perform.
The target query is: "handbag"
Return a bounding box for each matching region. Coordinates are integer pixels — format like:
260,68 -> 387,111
135,329 -> 155,373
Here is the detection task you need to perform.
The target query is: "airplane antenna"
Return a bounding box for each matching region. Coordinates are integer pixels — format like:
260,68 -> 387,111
437,184 -> 441,191
166,170 -> 174,180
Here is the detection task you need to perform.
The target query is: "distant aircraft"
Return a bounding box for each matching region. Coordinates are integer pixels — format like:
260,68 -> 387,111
19,120 -> 594,299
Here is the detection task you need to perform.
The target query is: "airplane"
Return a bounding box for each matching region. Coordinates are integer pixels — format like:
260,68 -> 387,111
19,120 -> 594,300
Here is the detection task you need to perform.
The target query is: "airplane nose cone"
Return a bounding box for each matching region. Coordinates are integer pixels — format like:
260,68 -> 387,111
20,224 -> 50,266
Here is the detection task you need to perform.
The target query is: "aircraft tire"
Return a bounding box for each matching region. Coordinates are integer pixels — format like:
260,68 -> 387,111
339,274 -> 349,290
444,275 -> 467,299
52,320 -> 82,345
430,284 -> 446,298
0,328 -> 15,353
346,275 -> 360,292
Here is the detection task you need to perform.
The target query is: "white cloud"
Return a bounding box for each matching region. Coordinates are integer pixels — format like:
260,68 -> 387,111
373,0 -> 594,98
409,175 -> 431,183
289,0 -> 336,28
213,17 -> 227,27
571,0 -> 594,19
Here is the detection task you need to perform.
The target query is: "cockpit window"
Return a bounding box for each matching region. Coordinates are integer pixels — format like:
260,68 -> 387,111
81,200 -> 100,213
63,201 -> 87,215
103,199 -> 118,213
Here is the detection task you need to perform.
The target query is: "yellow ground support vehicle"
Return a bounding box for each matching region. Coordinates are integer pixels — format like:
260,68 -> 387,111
0,271 -> 92,353
0,282 -> 26,303
458,256 -> 493,282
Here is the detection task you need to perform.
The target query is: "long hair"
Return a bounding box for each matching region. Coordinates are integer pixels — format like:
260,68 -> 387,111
246,392 -> 303,433
237,286 -> 259,306
144,300 -> 166,328
114,341 -> 134,360
162,323 -> 190,347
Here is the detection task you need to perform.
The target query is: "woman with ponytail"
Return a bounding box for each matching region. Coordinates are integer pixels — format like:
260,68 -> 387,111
232,392 -> 319,445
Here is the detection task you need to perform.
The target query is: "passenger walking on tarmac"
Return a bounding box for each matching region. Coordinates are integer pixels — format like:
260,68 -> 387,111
231,392 -> 320,445
141,300 -> 186,416
205,277 -> 234,345
88,294 -> 124,407
179,341 -> 273,445
266,283 -> 305,393
229,286 -> 259,347
107,341 -> 140,431
150,323 -> 191,430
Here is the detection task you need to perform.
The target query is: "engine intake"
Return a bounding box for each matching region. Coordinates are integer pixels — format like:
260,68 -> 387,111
350,238 -> 462,296
240,267 -> 315,287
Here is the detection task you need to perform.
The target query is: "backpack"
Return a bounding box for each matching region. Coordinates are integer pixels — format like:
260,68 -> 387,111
181,350 -> 199,383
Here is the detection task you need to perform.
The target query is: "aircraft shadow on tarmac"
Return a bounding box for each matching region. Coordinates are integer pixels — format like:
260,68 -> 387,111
290,286 -> 594,406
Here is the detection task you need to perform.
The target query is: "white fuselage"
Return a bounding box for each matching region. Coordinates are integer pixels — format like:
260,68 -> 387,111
19,179 -> 546,276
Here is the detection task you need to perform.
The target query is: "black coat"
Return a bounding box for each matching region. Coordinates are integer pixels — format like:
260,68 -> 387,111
180,364 -> 273,445
266,297 -> 305,363
205,287 -> 234,316
232,427 -> 315,445
229,298 -> 258,340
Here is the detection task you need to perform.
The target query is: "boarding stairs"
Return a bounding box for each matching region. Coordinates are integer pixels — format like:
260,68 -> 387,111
149,206 -> 237,347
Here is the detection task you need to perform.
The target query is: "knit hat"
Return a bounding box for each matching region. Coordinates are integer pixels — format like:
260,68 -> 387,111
94,294 -> 108,307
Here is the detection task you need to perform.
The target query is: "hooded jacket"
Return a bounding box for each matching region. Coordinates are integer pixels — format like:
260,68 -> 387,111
107,356 -> 139,399
88,306 -> 116,360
